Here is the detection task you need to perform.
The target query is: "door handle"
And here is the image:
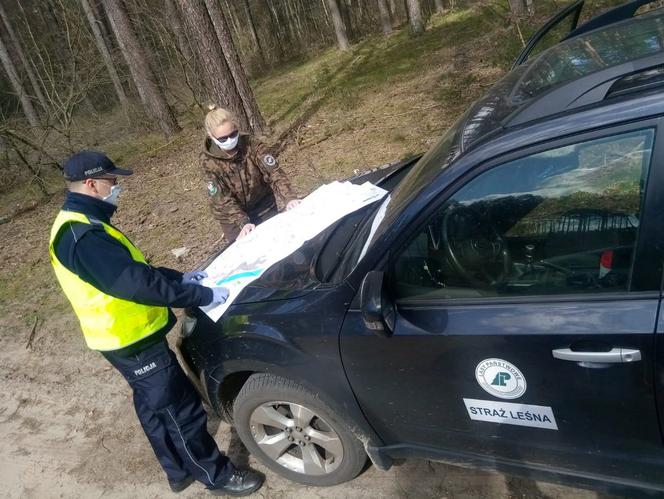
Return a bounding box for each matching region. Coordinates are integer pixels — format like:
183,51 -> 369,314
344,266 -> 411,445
552,348 -> 641,363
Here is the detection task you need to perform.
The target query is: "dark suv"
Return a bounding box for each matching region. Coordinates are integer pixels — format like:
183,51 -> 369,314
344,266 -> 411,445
179,1 -> 664,494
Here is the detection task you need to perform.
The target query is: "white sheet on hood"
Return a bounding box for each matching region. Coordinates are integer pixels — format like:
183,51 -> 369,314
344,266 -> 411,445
200,181 -> 387,321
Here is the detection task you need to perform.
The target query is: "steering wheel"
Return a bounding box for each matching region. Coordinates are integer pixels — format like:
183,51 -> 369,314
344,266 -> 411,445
440,204 -> 512,288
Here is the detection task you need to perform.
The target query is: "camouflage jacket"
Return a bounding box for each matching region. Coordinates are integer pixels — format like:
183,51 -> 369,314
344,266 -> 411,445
200,134 -> 297,241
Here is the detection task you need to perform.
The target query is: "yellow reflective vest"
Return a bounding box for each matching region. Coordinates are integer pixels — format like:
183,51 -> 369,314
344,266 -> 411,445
49,210 -> 169,351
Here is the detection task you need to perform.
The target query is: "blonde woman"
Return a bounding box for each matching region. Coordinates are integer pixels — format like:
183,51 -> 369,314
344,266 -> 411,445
200,106 -> 300,243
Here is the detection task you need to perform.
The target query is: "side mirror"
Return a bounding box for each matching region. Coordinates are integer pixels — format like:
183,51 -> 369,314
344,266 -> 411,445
360,271 -> 395,337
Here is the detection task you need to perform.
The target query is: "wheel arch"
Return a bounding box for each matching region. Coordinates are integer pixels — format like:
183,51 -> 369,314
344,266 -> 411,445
202,333 -> 391,470
215,370 -> 255,421
209,367 -> 394,472
204,332 -> 311,418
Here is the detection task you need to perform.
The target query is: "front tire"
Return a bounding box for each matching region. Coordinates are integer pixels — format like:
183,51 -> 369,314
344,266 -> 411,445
232,373 -> 367,486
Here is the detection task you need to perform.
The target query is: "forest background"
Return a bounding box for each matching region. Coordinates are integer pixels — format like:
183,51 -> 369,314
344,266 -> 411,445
0,0 -> 627,221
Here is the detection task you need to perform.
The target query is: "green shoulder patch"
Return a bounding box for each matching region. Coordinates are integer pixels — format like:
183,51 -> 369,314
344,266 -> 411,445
206,181 -> 218,196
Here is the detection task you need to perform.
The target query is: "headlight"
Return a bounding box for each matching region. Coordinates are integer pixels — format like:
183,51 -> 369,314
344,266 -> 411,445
181,314 -> 198,338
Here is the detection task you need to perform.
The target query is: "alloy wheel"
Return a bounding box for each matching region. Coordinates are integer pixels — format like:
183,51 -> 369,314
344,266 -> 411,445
248,401 -> 344,475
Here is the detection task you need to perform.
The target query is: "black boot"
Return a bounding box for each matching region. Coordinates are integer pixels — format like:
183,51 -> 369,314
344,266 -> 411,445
209,469 -> 265,497
169,475 -> 195,493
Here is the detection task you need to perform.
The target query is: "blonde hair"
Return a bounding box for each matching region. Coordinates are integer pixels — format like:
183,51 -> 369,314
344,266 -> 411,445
204,104 -> 237,136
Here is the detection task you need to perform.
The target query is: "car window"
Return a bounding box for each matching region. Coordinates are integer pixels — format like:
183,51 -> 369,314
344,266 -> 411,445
515,2 -> 582,67
513,12 -> 664,103
391,129 -> 654,301
526,15 -> 578,61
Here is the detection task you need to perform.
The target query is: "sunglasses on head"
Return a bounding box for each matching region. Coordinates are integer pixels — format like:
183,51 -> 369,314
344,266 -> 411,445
215,129 -> 239,142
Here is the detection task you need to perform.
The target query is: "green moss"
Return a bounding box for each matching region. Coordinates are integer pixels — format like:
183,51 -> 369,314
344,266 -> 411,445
252,3 -> 509,132
251,0 -> 589,132
254,46 -> 358,127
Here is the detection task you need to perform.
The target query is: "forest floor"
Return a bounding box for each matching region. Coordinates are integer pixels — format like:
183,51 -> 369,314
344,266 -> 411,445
0,2 -> 624,498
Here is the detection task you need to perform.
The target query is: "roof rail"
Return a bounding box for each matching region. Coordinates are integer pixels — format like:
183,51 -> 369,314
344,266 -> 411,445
605,65 -> 664,99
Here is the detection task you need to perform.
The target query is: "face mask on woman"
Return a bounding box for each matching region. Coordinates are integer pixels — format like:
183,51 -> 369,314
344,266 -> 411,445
212,130 -> 239,151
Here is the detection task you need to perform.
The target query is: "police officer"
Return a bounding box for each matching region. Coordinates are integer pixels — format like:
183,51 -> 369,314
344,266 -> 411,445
49,150 -> 264,496
200,105 -> 301,242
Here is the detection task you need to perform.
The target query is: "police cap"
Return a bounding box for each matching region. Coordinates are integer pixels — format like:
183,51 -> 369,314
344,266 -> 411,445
63,150 -> 133,181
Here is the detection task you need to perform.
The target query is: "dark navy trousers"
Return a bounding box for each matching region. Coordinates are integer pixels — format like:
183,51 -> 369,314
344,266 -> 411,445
102,340 -> 233,488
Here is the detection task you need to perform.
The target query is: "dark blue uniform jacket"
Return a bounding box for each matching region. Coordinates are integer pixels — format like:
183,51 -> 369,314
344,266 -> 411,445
53,191 -> 212,356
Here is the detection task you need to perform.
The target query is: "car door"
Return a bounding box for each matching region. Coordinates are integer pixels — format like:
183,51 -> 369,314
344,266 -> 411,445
340,123 -> 664,487
512,0 -> 584,68
513,0 -> 658,69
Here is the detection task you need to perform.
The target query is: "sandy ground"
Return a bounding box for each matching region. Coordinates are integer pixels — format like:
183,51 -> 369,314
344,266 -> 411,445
0,307 -> 612,499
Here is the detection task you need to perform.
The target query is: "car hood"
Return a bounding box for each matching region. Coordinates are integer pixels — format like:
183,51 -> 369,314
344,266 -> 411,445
227,157 -> 419,305
229,230 -> 328,305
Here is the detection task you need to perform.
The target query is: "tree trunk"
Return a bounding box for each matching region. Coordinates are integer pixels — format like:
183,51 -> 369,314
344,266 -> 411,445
88,0 -> 115,50
279,0 -> 297,44
223,0 -> 244,49
390,0 -> 404,25
508,0 -> 527,16
164,0 -> 194,63
389,0 -> 398,19
339,0 -> 353,40
242,0 -> 264,61
164,0 -> 206,104
434,0 -> 444,13
80,0 -> 129,110
287,0 -> 305,41
0,3 -> 47,113
280,1 -> 295,43
103,0 -> 180,137
327,0 -> 349,51
406,0 -> 424,35
0,29 -> 39,127
321,0 -> 331,27
178,0 -> 249,131
204,0 -> 266,135
377,0 -> 393,34
265,0 -> 286,59
129,0 -> 169,88
311,1 -> 329,40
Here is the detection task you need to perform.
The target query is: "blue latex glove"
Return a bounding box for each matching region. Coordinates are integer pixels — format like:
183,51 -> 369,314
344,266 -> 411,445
210,287 -> 230,305
182,270 -> 208,285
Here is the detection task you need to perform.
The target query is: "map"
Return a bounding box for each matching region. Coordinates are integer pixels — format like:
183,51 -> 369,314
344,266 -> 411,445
200,181 -> 388,321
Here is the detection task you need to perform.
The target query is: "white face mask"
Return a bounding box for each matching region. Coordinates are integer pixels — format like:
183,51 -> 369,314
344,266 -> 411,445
102,185 -> 122,206
212,134 -> 239,151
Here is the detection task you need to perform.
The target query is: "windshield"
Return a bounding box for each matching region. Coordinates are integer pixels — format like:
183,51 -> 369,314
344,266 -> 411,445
389,119 -> 461,215
346,120 -> 462,270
